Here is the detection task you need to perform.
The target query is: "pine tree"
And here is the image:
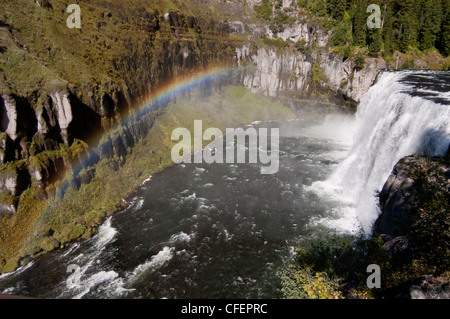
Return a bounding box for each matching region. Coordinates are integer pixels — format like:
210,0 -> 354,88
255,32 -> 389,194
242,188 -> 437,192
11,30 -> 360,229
396,0 -> 422,52
326,0 -> 349,20
352,0 -> 368,47
330,11 -> 353,47
367,28 -> 382,56
419,0 -> 444,51
381,2 -> 395,54
440,12 -> 450,56
298,0 -> 449,57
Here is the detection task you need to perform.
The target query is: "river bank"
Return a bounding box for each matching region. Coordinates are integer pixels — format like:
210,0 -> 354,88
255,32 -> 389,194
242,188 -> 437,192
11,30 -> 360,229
0,85 -> 295,274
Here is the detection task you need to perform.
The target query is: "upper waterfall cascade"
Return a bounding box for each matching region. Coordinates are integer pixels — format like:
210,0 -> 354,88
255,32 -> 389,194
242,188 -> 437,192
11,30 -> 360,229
314,70 -> 450,232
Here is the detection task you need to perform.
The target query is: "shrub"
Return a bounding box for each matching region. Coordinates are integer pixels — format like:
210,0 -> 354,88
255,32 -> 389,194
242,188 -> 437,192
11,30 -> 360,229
295,39 -> 312,57
354,52 -> 366,70
280,265 -> 343,299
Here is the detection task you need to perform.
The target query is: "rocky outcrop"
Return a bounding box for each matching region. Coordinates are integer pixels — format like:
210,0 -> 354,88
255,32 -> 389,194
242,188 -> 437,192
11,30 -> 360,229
237,45 -> 386,108
235,16 -> 387,107
319,52 -> 388,103
49,91 -> 73,145
231,0 -> 387,106
237,46 -> 312,97
374,155 -> 450,237
0,95 -> 17,141
375,156 -> 422,237
268,22 -> 330,47
0,166 -> 30,197
373,152 -> 449,298
381,275 -> 450,299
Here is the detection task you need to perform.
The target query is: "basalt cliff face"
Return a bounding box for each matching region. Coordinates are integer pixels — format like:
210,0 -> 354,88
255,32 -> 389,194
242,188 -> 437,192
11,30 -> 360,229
236,43 -> 386,107
0,0 -> 387,206
235,22 -> 386,108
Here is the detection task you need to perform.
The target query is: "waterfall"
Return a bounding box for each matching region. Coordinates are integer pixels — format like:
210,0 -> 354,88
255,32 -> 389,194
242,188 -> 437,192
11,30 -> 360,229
313,70 -> 450,233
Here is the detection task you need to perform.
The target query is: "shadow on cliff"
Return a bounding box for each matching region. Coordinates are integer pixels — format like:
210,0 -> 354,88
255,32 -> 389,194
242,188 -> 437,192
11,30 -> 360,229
67,94 -> 104,147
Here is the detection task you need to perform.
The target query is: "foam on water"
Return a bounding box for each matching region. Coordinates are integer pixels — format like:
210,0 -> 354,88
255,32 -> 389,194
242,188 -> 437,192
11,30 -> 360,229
72,271 -> 120,299
141,175 -> 153,186
54,217 -> 120,298
169,231 -> 195,243
129,246 -> 175,279
0,260 -> 35,280
94,217 -> 118,249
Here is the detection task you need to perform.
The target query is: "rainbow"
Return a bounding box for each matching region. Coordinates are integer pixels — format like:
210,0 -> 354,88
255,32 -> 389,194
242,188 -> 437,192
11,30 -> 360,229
123,65 -> 233,127
70,65 -> 234,186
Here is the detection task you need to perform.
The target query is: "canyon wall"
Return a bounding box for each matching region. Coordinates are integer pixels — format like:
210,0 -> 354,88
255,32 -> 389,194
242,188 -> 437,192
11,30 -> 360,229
0,0 -> 388,211
235,21 -> 387,109
0,1 -> 237,206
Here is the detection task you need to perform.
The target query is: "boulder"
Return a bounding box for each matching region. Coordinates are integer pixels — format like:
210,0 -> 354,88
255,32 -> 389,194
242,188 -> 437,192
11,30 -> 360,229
374,157 -> 419,237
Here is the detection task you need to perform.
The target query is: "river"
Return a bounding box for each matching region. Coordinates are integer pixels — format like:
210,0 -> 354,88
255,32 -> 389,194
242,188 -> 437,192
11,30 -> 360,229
0,117 -> 357,298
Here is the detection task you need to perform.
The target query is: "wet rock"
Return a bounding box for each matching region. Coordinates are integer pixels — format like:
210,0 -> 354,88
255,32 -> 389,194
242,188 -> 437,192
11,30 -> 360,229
382,275 -> 450,299
374,157 -> 420,237
374,155 -> 450,237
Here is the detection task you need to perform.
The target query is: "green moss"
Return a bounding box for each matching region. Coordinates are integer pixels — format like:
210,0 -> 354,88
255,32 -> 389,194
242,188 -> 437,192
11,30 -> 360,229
0,190 -> 17,210
3,257 -> 19,273
309,61 -> 328,93
0,0 -> 240,105
262,37 -> 290,49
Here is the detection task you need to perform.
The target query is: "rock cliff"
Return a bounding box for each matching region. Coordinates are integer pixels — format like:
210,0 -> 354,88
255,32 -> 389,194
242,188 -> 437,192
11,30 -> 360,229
0,0 -> 237,202
373,150 -> 450,298
375,153 -> 450,238
237,44 -> 386,105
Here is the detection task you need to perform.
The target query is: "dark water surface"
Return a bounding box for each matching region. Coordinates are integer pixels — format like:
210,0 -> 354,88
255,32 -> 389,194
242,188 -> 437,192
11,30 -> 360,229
0,119 -> 354,299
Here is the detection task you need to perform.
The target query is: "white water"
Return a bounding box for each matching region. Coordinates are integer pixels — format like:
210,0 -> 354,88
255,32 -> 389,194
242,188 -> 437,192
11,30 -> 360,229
311,71 -> 450,233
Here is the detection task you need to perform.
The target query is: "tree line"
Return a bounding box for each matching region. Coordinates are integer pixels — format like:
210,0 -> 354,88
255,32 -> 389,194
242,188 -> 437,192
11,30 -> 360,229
300,0 -> 450,57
